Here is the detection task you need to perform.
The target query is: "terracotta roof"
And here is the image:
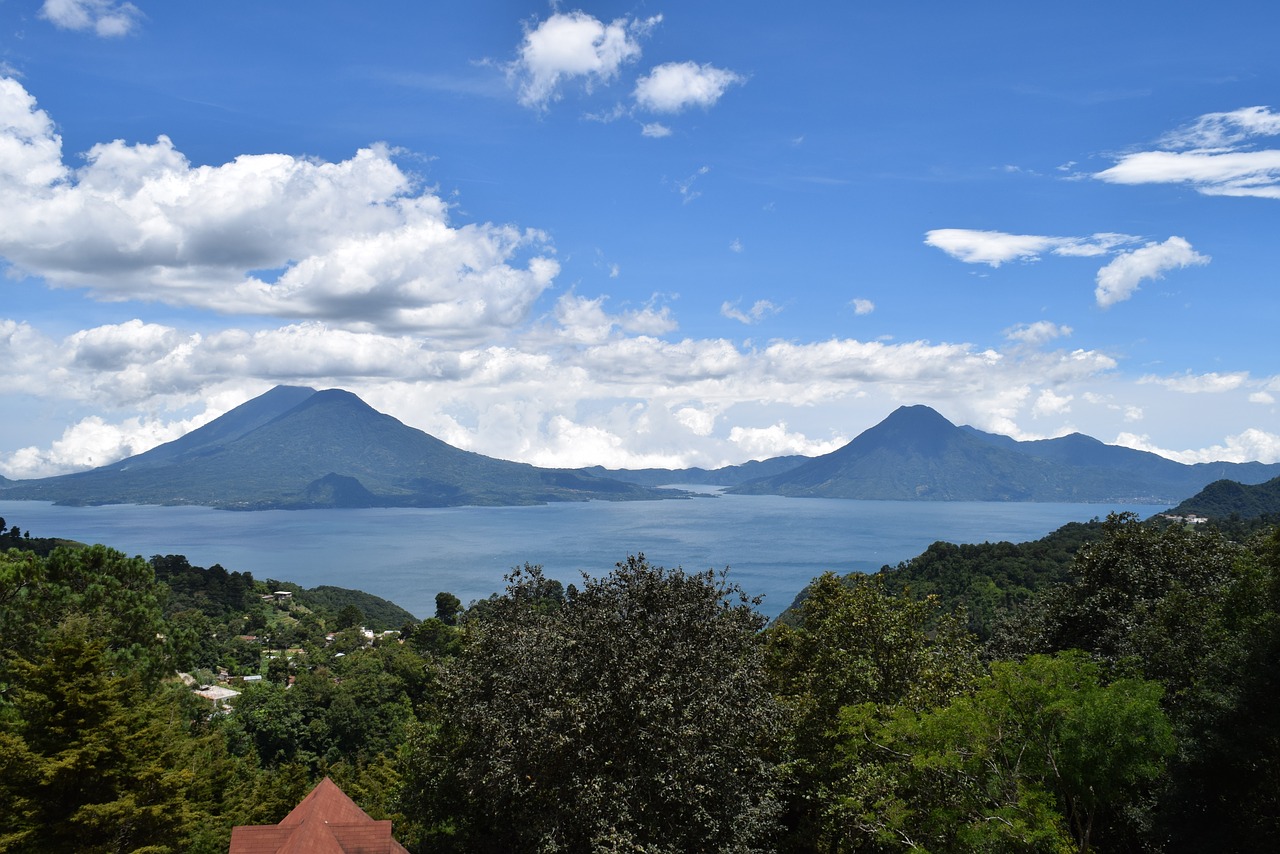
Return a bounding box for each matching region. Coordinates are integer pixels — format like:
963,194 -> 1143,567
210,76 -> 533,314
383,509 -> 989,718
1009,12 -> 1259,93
228,777 -> 409,854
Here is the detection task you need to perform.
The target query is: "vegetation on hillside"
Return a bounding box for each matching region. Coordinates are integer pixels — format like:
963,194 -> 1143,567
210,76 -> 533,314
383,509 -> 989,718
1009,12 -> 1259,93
3,507 -> 1280,851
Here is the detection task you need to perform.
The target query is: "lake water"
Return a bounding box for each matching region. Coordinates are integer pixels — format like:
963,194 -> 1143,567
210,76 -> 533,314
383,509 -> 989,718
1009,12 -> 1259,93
0,494 -> 1154,619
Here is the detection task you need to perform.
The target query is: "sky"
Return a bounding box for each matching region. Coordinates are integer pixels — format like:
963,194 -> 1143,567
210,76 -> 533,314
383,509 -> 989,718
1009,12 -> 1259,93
1,0 -> 1278,478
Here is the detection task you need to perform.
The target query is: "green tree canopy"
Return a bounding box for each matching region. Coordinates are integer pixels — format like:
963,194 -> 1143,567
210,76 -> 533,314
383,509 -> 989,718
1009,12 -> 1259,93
403,556 -> 781,853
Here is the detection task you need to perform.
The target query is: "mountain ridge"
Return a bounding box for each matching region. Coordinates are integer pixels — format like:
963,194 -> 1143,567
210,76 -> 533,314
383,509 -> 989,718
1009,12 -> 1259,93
3,392 -> 1278,509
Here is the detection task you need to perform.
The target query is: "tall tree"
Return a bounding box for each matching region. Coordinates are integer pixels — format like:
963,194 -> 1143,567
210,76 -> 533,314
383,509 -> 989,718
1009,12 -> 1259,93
403,557 -> 781,853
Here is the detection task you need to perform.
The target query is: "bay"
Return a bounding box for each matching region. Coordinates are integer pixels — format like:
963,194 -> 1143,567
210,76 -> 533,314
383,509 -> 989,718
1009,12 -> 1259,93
0,495 -> 1153,619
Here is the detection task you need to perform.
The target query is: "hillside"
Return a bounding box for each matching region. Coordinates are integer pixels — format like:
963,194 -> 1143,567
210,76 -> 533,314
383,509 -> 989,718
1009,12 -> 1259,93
1167,476 -> 1280,520
0,387 -> 685,509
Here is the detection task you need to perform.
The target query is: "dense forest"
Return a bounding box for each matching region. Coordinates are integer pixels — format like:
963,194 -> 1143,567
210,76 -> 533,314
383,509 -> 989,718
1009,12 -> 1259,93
2,509 -> 1279,852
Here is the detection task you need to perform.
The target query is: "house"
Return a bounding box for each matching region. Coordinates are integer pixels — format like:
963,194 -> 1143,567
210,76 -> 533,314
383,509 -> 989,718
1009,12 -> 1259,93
192,685 -> 240,712
228,777 -> 409,853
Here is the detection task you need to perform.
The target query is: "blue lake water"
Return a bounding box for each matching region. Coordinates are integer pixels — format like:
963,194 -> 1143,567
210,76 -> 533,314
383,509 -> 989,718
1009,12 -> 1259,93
0,494 -> 1155,619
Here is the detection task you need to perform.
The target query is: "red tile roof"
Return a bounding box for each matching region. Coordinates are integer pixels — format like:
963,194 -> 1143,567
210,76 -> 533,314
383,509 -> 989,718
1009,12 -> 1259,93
228,777 -> 409,854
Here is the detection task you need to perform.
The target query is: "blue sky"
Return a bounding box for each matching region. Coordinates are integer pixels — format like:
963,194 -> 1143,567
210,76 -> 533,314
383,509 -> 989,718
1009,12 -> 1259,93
1,0 -> 1278,477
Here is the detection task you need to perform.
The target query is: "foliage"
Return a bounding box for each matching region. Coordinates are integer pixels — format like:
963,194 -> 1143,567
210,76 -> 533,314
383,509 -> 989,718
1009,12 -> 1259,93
830,652 -> 1173,853
403,556 -> 782,853
150,554 -> 257,618
876,520 -> 1106,639
765,572 -> 983,852
0,617 -> 239,853
991,513 -> 1241,696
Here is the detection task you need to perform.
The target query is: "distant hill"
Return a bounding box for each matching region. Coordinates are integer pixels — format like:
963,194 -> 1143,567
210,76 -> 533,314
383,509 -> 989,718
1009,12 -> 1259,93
0,387 -> 686,509
1166,476 -> 1280,519
729,405 -> 1280,503
579,455 -> 809,487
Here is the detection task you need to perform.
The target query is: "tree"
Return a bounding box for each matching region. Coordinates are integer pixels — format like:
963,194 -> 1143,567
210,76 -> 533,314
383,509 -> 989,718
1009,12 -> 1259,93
434,591 -> 462,626
0,617 -> 221,852
402,556 -> 781,853
336,604 -> 364,630
765,572 -> 982,851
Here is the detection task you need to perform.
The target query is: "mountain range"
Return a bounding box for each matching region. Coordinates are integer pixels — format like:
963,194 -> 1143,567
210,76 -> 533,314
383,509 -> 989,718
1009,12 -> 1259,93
3,389 -> 1278,510
610,405 -> 1280,503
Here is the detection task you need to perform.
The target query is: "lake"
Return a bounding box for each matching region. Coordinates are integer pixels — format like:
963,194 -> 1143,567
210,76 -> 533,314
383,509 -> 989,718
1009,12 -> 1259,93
0,494 -> 1154,619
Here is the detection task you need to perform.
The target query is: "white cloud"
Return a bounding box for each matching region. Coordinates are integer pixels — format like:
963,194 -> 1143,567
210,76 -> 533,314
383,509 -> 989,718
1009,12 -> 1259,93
40,0 -> 142,37
1005,321 -> 1071,346
924,229 -> 1136,266
1116,429 -> 1280,464
1096,106 -> 1280,199
526,415 -> 686,470
2,409 -> 215,478
850,298 -> 875,316
675,406 -> 717,436
633,62 -> 744,113
930,228 -> 1206,307
1032,389 -> 1073,417
1095,150 -> 1280,199
1161,106 -> 1280,149
509,11 -> 659,109
641,122 -> 672,138
729,238 -> 744,253
674,165 -> 710,203
1140,370 -> 1249,394
728,423 -> 845,459
721,299 -> 780,325
1250,391 -> 1275,405
1094,237 -> 1209,307
0,78 -> 559,338
553,293 -> 677,345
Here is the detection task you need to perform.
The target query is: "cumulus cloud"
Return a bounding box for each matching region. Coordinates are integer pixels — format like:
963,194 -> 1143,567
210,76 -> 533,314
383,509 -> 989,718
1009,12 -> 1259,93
1094,237 -> 1210,307
3,413 -> 196,478
721,299 -> 780,325
553,293 -> 677,344
40,0 -> 142,37
1096,106 -> 1280,199
850,298 -> 875,316
1032,389 -> 1073,417
925,228 -> 1136,266
509,11 -> 659,109
0,77 -> 559,338
633,61 -> 744,113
